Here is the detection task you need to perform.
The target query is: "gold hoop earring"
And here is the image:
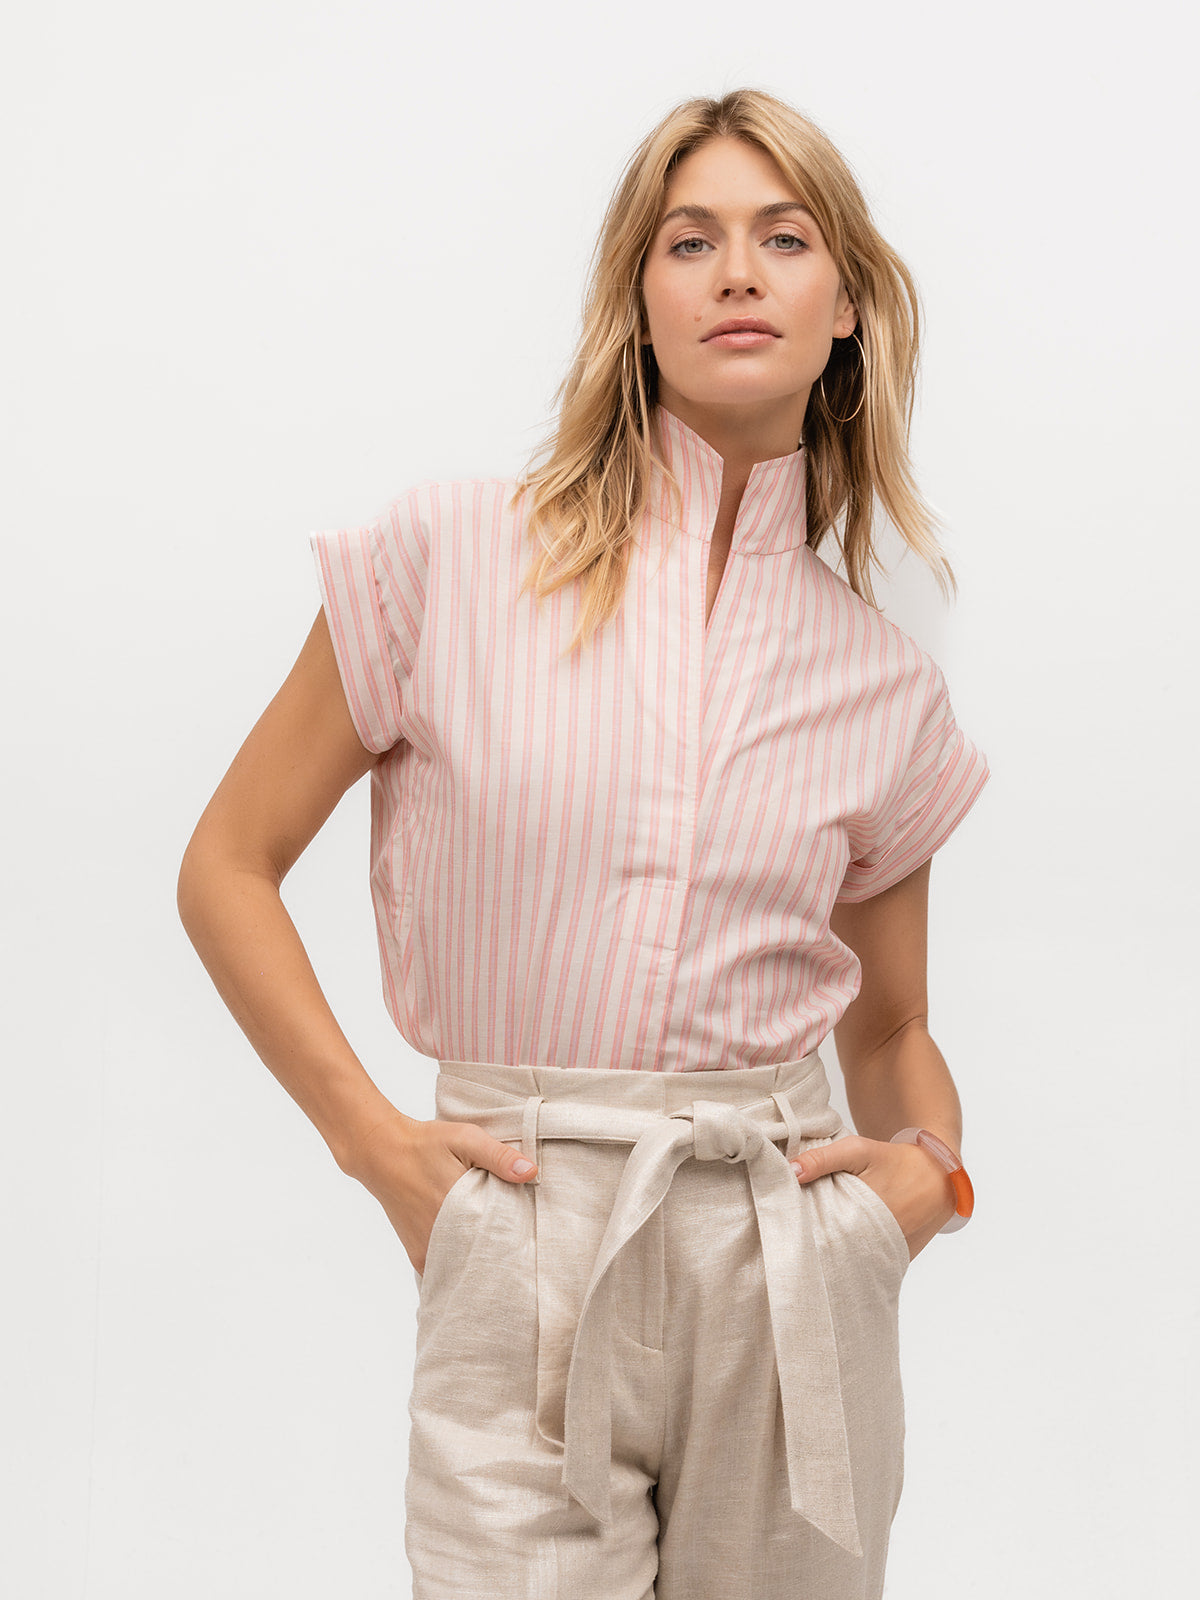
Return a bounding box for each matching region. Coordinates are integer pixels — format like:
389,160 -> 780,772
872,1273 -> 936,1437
817,331 -> 866,424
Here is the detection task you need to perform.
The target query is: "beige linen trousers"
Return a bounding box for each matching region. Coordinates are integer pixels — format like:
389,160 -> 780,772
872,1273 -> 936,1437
405,1052 -> 910,1599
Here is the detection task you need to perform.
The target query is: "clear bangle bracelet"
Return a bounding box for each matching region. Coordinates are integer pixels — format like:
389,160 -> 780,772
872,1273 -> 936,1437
889,1127 -> 974,1233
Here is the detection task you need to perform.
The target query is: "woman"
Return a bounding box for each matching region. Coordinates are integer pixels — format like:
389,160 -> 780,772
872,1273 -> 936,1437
179,88 -> 989,1600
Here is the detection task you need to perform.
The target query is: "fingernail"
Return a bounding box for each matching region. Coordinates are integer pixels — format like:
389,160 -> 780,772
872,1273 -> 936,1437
512,1158 -> 534,1175
790,1161 -> 804,1178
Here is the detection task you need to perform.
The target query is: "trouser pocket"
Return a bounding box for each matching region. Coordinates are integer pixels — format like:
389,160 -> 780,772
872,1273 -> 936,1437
837,1169 -> 911,1286
413,1162 -> 482,1290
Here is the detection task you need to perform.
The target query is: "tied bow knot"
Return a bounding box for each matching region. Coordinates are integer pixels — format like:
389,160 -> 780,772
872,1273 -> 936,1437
682,1099 -> 768,1165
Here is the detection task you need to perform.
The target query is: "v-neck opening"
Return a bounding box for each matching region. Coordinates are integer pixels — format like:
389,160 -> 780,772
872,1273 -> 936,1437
704,532 -> 733,634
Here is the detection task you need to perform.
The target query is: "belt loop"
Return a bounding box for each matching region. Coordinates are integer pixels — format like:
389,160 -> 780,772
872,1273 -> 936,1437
521,1095 -> 544,1183
770,1089 -> 806,1163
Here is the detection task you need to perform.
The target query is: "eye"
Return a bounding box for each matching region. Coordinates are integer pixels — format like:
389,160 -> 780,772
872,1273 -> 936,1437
668,235 -> 709,256
770,232 -> 809,251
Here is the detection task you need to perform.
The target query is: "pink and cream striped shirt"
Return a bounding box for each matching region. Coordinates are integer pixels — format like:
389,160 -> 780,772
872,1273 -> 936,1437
311,406 -> 990,1072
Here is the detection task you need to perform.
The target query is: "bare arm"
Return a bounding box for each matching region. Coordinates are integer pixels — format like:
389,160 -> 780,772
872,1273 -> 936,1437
176,609 -> 395,1172
176,609 -> 539,1273
827,857 -> 962,1156
793,859 -> 963,1258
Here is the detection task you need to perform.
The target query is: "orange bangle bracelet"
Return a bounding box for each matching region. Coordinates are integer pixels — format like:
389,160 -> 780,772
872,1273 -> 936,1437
889,1126 -> 974,1233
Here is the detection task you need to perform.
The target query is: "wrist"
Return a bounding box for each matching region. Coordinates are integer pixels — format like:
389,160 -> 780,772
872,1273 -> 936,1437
332,1100 -> 418,1181
899,1138 -> 955,1208
889,1126 -> 974,1232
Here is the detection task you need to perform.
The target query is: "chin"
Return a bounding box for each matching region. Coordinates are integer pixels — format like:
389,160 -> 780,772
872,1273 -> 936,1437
674,377 -> 804,409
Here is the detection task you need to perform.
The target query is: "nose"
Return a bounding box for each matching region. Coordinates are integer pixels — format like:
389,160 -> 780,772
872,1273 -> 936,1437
719,231 -> 762,298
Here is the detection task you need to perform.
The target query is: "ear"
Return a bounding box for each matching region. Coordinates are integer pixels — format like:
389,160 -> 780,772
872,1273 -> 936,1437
834,287 -> 858,340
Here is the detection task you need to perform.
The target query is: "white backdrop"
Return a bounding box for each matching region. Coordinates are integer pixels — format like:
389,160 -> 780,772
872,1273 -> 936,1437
4,2 -> 1196,1595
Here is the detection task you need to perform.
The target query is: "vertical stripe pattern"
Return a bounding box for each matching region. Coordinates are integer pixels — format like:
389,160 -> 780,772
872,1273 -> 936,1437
310,406 -> 990,1072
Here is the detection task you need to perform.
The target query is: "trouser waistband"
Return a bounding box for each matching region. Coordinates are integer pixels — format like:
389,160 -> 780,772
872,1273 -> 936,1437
434,1050 -> 844,1170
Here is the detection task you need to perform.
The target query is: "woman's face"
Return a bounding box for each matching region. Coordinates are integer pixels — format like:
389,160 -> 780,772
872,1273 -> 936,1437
640,136 -> 857,449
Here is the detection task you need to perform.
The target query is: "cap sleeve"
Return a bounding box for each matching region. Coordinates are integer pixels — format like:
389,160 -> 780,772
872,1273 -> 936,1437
835,662 -> 991,903
309,489 -> 429,755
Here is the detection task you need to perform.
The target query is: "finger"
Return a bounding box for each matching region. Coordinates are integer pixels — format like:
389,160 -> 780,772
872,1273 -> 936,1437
790,1134 -> 867,1184
452,1122 -> 539,1184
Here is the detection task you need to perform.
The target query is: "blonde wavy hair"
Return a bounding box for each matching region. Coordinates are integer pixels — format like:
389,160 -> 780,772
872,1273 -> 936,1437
511,87 -> 957,660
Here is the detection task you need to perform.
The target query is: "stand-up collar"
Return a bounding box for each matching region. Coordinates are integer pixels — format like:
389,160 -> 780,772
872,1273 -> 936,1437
647,405 -> 809,554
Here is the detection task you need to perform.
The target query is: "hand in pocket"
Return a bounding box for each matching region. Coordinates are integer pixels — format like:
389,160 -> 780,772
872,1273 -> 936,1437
340,1109 -> 540,1275
792,1134 -> 956,1262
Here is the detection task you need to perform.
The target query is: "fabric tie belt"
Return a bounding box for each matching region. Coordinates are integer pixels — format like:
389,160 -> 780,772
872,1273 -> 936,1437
433,1054 -> 863,1559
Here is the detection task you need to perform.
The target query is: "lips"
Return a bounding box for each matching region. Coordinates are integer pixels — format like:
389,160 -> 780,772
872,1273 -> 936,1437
702,318 -> 782,340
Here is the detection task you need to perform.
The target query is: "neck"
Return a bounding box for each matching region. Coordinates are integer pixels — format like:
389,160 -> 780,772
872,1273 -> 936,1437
653,390 -> 807,474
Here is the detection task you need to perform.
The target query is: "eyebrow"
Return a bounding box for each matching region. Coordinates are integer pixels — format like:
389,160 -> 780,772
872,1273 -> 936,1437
657,201 -> 817,230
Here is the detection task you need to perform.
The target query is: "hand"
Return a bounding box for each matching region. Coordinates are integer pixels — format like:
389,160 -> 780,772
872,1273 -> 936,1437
791,1134 -> 957,1262
340,1109 -> 539,1276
